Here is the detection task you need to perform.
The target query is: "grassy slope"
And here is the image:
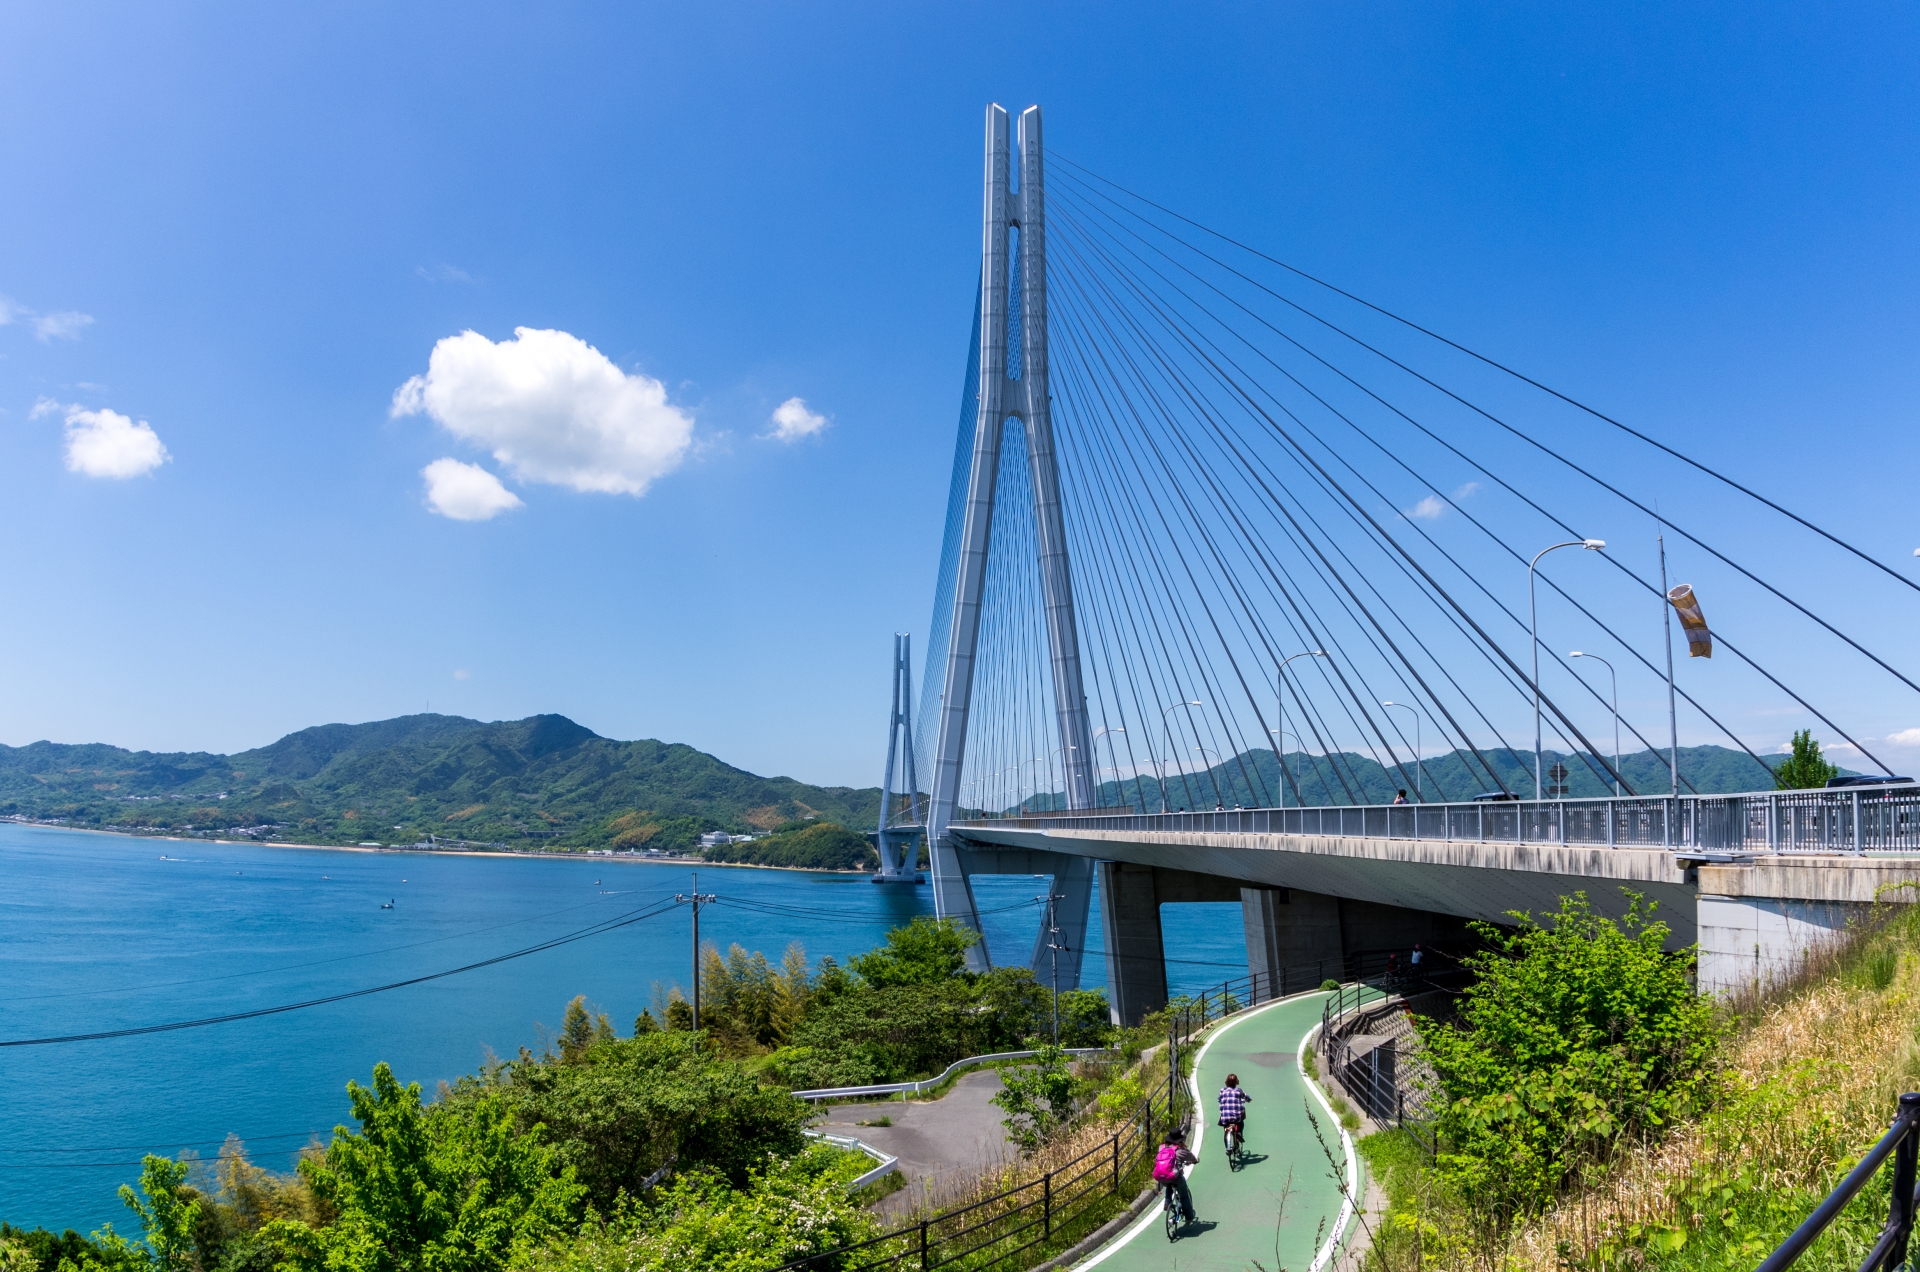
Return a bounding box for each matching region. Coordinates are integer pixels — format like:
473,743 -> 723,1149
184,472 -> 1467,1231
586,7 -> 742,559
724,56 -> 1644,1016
0,714 -> 882,851
1363,909 -> 1920,1272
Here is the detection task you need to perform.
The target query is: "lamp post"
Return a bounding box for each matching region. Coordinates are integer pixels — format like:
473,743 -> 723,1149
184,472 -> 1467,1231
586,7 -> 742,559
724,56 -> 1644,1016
1020,757 -> 1045,812
1380,701 -> 1427,801
1570,651 -> 1621,797
1530,540 -> 1606,800
1159,701 -> 1202,813
1276,652 -> 1328,808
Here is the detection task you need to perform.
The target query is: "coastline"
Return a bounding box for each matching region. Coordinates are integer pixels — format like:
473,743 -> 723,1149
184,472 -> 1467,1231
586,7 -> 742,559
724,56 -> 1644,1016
0,817 -> 890,877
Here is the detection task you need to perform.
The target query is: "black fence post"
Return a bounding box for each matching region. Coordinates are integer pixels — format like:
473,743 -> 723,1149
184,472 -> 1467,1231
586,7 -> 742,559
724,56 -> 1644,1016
1890,1093 -> 1920,1270
1045,1171 -> 1053,1239
1112,1131 -> 1120,1194
919,1219 -> 929,1271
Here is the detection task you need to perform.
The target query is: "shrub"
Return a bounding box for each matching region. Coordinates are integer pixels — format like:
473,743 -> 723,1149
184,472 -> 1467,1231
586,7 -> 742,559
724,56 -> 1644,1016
1414,890 -> 1720,1237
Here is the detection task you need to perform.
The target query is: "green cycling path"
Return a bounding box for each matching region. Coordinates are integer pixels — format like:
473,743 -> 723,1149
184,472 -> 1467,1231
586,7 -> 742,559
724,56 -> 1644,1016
1076,989 -> 1380,1272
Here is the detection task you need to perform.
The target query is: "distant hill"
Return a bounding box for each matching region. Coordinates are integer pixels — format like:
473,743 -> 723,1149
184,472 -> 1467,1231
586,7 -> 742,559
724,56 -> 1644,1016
1013,743 -> 1840,812
0,714 -> 882,852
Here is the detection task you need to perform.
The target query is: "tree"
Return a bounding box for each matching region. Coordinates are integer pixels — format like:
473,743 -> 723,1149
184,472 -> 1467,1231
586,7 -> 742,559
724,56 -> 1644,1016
1413,891 -> 1720,1238
849,917 -> 979,987
270,1062 -> 582,1272
991,1047 -> 1084,1153
1774,729 -> 1839,790
466,1027 -> 812,1210
557,997 -> 613,1063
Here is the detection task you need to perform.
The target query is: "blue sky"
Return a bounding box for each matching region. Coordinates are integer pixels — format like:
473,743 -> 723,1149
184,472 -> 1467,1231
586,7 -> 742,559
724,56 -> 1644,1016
0,2 -> 1914,787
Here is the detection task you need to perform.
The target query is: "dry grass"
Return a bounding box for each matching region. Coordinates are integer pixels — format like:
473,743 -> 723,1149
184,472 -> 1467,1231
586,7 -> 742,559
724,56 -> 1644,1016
1479,910 -> 1920,1272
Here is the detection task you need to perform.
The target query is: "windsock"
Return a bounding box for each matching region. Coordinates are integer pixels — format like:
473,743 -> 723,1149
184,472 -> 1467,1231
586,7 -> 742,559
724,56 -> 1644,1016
1667,584 -> 1712,658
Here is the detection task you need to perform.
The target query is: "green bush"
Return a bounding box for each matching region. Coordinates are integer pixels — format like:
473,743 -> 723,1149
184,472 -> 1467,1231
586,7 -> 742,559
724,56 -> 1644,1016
1414,890 -> 1720,1237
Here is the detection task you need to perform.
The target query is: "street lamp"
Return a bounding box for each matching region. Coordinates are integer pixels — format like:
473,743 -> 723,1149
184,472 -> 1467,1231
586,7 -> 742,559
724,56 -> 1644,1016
1380,701 -> 1428,801
1530,540 -> 1606,800
1159,701 -> 1203,813
1192,747 -> 1221,807
1021,756 -> 1045,811
1276,652 -> 1328,808
1570,651 -> 1621,797
1047,745 -> 1077,812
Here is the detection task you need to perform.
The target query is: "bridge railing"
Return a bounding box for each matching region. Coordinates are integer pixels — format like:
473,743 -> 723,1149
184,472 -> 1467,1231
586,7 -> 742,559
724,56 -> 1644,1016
959,785 -> 1920,854
1758,1092 -> 1920,1272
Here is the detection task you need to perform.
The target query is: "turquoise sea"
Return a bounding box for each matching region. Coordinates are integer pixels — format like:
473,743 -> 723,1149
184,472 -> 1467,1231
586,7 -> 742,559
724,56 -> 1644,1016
0,823 -> 1246,1233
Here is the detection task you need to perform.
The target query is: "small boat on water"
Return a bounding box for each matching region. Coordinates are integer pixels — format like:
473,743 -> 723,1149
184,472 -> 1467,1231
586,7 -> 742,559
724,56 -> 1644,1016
380,899 -> 395,909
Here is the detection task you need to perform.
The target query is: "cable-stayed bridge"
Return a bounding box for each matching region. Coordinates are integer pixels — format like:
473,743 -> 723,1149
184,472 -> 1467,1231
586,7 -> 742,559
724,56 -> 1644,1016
874,103 -> 1920,1014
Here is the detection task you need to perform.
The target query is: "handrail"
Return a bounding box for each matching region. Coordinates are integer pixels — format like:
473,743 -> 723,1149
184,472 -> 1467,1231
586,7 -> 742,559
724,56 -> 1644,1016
957,784 -> 1920,855
1759,1092 -> 1920,1272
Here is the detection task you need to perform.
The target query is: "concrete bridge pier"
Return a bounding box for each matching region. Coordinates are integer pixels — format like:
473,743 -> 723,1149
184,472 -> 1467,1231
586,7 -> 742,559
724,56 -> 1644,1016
1096,860 -> 1474,1026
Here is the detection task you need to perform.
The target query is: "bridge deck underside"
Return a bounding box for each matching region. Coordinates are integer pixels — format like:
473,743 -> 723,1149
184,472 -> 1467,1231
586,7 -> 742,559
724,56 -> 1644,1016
953,824 -> 1699,944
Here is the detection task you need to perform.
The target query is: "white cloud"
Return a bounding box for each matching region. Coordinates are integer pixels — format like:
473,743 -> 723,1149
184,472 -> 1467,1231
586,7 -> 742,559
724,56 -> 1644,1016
393,327 -> 693,497
1404,481 -> 1482,521
0,294 -> 94,340
1406,494 -> 1447,520
61,405 -> 169,478
453,669 -> 470,680
34,311 -> 94,341
1885,728 -> 1920,747
29,396 -> 61,419
421,457 -> 524,521
766,396 -> 829,442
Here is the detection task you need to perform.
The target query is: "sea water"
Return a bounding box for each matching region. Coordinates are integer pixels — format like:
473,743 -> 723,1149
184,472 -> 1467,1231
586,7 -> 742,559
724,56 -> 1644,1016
0,822 -> 1246,1233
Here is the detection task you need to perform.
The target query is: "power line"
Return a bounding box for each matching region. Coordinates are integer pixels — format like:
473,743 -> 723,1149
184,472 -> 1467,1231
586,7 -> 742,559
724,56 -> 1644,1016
0,898 -> 681,1049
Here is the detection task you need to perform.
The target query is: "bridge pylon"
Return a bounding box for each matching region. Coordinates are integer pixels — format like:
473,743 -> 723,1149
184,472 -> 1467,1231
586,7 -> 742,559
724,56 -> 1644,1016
925,103 -> 1097,985
871,632 -> 924,884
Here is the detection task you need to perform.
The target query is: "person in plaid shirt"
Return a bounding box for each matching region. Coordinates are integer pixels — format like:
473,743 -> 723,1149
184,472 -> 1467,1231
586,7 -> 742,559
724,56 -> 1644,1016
1218,1073 -> 1251,1147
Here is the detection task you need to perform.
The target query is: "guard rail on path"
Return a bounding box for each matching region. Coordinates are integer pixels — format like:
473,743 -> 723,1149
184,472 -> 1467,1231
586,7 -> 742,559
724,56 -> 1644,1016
774,956 -> 1396,1271
1759,1091 -> 1920,1272
794,1048 -> 1115,1101
960,784 -> 1920,854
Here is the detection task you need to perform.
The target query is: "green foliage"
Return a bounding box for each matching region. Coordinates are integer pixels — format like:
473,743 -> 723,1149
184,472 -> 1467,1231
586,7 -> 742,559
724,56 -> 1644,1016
1773,729 -> 1840,791
117,1158 -> 199,1272
701,823 -> 877,871
695,943 -> 813,1048
462,1029 -> 812,1210
0,1224 -> 102,1272
1055,989 -> 1116,1048
1414,891 -> 1721,1236
511,1145 -> 876,1272
558,997 -> 616,1063
848,917 -> 978,987
270,1062 -> 583,1272
991,1047 -> 1085,1153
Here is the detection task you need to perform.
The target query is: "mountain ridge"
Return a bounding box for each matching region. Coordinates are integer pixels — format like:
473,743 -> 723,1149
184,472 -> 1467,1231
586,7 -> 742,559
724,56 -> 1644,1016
0,713 -> 881,852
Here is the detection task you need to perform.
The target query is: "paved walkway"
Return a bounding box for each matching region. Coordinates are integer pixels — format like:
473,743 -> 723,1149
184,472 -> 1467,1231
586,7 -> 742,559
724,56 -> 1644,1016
813,1068 -> 1015,1217
1076,991 -> 1362,1272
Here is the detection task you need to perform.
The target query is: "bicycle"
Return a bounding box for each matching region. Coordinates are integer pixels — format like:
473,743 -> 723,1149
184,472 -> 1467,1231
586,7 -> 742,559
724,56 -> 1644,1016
1163,1179 -> 1191,1240
1223,1120 -> 1245,1167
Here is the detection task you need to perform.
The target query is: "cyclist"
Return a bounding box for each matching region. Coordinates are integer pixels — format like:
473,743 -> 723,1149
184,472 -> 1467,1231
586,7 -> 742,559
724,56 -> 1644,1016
1153,1127 -> 1199,1225
1218,1073 -> 1250,1154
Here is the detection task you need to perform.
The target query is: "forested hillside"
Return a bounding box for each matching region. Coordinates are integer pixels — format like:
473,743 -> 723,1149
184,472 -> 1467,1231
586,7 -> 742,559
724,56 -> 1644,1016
0,714 -> 881,852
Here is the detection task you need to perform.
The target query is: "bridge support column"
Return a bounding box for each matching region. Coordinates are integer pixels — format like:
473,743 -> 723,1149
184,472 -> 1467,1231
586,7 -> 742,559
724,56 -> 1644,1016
1241,886 -> 1345,1001
1099,861 -> 1167,1027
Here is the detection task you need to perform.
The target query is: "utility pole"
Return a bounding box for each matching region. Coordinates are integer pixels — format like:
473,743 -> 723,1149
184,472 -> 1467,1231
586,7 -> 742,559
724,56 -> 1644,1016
1041,890 -> 1066,1045
674,873 -> 716,1030
1659,533 -> 1679,798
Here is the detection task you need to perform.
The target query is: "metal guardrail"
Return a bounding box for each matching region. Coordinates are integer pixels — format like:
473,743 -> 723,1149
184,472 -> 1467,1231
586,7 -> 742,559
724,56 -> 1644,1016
1759,1092 -> 1920,1272
805,1130 -> 903,1191
774,967 -> 1379,1270
793,1048 -> 1116,1101
960,785 -> 1920,855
